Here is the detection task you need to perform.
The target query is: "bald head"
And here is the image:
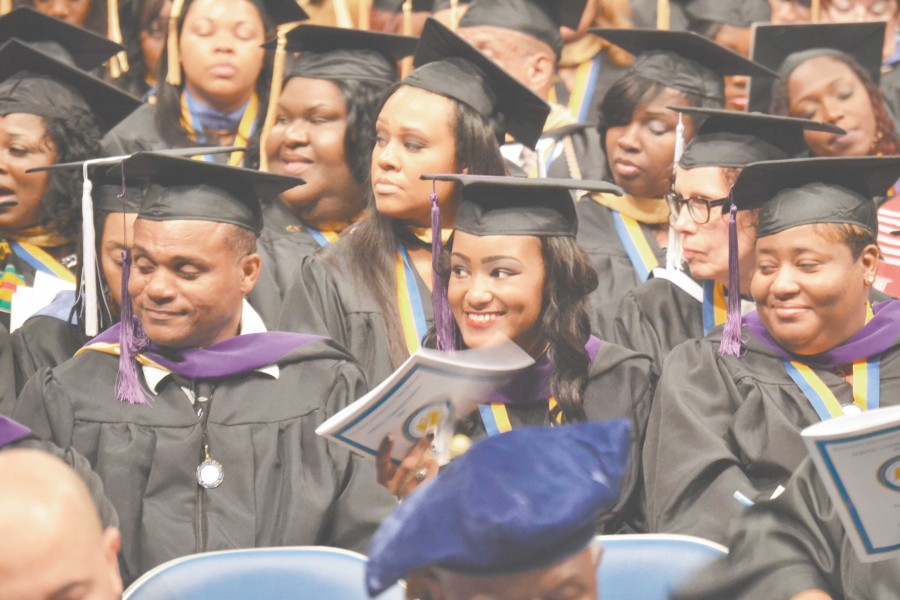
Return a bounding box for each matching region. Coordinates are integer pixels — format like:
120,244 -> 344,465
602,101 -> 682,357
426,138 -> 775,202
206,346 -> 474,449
0,449 -> 122,600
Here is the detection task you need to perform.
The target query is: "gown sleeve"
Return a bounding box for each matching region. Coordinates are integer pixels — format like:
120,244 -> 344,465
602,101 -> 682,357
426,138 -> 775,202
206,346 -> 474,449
613,288 -> 666,371
672,457 -> 844,599
0,324 -> 15,414
278,254 -> 349,345
642,339 -> 763,544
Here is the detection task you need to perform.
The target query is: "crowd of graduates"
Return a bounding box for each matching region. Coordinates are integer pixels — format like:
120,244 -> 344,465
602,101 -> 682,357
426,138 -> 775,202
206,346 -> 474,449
1,0 -> 900,598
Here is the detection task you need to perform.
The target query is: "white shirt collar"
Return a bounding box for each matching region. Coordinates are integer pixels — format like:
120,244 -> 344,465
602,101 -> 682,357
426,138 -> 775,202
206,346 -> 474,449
142,299 -> 279,395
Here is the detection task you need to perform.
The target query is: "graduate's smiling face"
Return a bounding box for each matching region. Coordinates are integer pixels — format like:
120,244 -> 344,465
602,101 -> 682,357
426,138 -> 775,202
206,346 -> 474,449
672,166 -> 757,288
0,113 -> 55,237
419,545 -> 599,600
372,85 -> 461,227
604,87 -> 696,199
266,77 -> 365,224
751,223 -> 879,355
129,219 -> 261,349
178,0 -> 266,113
787,56 -> 877,158
448,231 -> 546,358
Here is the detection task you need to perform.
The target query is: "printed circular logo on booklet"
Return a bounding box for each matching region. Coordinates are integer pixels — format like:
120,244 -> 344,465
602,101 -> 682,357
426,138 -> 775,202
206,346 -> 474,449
403,401 -> 452,442
877,455 -> 900,492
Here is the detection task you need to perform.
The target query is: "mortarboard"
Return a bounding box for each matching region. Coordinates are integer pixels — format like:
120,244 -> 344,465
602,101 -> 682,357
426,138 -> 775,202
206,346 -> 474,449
458,0 -> 588,56
674,107 -> 844,169
408,17 -> 550,149
0,39 -> 141,133
118,152 -> 305,236
591,28 -> 778,105
0,7 -> 123,71
427,174 -> 623,237
165,0 -> 309,87
730,156 -> 900,237
365,420 -> 633,595
264,24 -> 418,84
747,22 -> 885,114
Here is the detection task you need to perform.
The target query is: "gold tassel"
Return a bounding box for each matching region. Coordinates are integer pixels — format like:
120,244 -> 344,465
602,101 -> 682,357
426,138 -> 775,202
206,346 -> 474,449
0,0 -> 11,15
811,0 -> 821,22
400,1 -> 413,77
358,0 -> 372,29
107,0 -> 130,79
166,0 -> 187,86
450,0 -> 459,30
332,0 -> 353,28
259,23 -> 294,172
656,0 -> 669,30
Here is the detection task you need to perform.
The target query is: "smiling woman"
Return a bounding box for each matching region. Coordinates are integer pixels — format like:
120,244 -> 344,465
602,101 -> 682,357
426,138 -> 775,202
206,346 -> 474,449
643,156 -> 900,546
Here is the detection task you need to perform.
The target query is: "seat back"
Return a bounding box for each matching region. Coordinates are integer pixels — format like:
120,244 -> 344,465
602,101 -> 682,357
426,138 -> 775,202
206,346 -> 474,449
595,534 -> 727,599
122,546 -> 406,600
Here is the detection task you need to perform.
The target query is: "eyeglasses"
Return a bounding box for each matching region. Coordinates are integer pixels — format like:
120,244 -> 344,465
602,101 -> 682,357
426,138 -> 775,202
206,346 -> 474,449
664,192 -> 729,224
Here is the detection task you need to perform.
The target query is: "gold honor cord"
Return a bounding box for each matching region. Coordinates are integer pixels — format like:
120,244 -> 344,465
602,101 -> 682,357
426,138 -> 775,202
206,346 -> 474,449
400,1 -> 414,77
0,0 -> 10,16
811,0 -> 821,22
359,0 -> 372,29
259,23 -> 299,171
450,0 -> 459,30
107,0 -> 130,79
656,0 -> 669,31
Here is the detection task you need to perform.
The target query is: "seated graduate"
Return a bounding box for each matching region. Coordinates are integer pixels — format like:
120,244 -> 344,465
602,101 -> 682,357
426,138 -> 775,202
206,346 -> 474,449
277,18 -> 548,387
673,455 -> 899,600
8,153 -> 396,586
643,156 -> 900,544
0,448 -> 123,600
456,0 -> 607,181
0,11 -> 139,330
613,108 -> 843,370
101,0 -> 307,168
575,28 -> 775,337
366,420 -> 632,600
255,25 -> 417,297
377,175 -> 656,535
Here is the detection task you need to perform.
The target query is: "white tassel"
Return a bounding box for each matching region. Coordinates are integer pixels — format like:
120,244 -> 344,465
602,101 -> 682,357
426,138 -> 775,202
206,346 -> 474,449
667,112 -> 686,272
81,162 -> 98,336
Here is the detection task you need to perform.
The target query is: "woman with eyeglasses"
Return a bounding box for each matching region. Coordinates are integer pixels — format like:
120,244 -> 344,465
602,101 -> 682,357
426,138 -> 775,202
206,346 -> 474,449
613,108 -> 840,369
643,156 -> 900,545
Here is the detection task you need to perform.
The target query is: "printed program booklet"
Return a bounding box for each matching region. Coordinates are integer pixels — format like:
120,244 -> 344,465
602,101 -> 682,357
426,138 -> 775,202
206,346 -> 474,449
802,405 -> 900,561
316,342 -> 534,464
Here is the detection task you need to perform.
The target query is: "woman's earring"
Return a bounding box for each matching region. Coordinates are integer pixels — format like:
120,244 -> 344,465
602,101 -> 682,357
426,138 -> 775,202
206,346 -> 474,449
866,275 -> 876,285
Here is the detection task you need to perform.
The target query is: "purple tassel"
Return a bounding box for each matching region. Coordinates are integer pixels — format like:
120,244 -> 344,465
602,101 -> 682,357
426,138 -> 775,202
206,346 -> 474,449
116,249 -> 150,404
718,202 -> 743,357
430,189 -> 455,353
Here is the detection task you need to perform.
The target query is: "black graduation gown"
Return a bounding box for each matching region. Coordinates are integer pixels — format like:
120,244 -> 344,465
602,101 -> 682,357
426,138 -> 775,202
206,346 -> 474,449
574,199 -> 667,338
455,340 -> 657,534
257,199 -> 330,299
277,238 -> 434,388
100,103 -> 168,155
544,124 -> 608,182
643,322 -> 900,545
0,324 -> 15,412
673,456 -> 900,600
10,337 -> 397,585
9,316 -> 85,398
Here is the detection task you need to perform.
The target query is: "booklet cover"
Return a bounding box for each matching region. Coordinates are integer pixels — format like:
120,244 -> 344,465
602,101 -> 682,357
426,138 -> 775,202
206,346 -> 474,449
802,405 -> 900,562
316,342 -> 535,464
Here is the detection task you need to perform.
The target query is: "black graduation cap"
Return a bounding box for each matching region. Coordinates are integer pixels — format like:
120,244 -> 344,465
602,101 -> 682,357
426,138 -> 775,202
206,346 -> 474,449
366,420 -> 632,595
166,0 -> 308,87
117,152 -> 305,235
0,7 -> 123,71
730,156 -> 900,237
747,22 -> 885,113
458,0 -> 588,56
426,174 -> 623,237
591,28 -> 778,104
673,107 -> 844,169
263,24 -> 418,84
409,17 -> 550,150
0,40 -> 140,133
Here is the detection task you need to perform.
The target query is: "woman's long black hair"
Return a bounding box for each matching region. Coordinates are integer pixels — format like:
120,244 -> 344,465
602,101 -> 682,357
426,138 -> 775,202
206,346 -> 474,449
328,84 -> 507,369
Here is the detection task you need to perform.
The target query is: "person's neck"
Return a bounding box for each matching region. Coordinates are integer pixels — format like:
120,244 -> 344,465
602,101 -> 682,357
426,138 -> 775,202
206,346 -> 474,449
282,190 -> 366,232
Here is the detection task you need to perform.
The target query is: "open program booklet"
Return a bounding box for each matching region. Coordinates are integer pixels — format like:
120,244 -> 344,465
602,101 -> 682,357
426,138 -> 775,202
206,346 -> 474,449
316,342 -> 534,464
802,405 -> 900,561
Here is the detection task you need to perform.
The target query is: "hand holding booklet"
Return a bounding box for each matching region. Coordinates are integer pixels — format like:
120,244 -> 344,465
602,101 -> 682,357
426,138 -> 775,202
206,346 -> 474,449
316,341 -> 535,464
802,405 -> 900,561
